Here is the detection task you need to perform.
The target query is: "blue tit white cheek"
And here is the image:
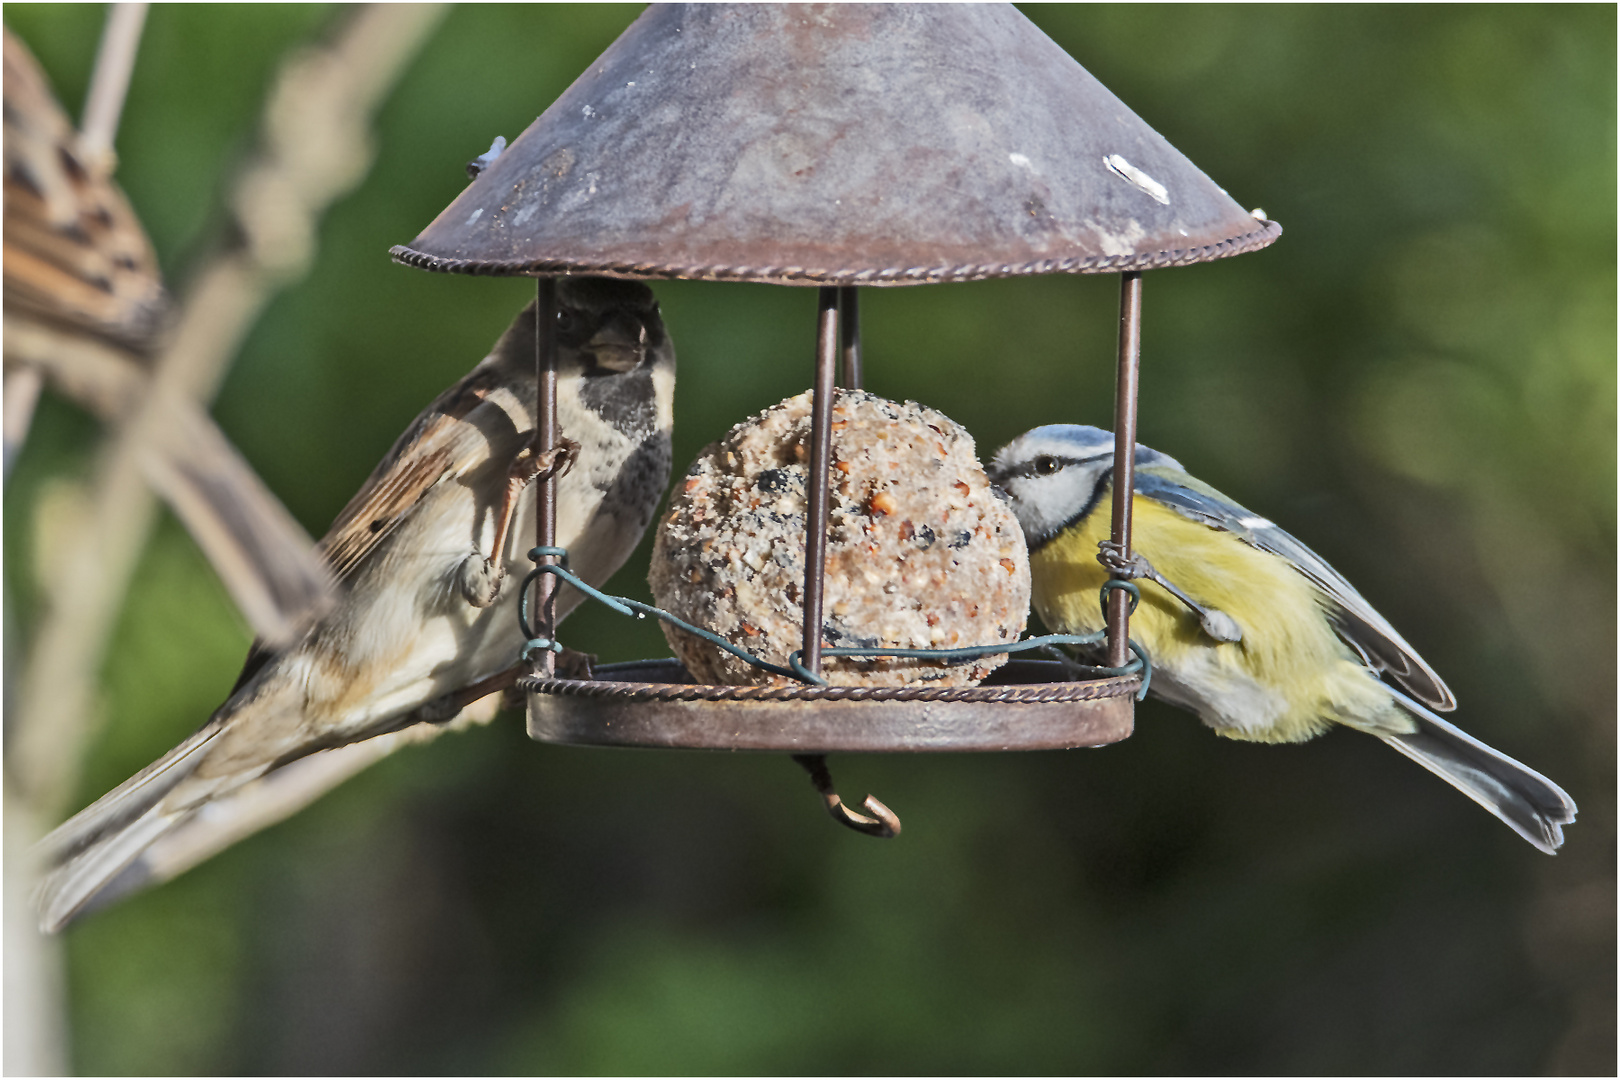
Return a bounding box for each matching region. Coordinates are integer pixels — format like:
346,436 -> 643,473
1033,489 -> 1406,745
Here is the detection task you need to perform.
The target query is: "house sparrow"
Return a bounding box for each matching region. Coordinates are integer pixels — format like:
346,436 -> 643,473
35,278 -> 676,931
3,28 -> 333,643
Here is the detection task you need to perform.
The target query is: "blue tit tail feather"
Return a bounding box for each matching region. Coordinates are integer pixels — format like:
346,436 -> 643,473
1380,691 -> 1576,854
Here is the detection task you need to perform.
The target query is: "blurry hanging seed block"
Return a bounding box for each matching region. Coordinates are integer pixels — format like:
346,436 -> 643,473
652,390 -> 1030,687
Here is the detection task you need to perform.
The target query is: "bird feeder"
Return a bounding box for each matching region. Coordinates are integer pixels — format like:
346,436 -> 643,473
390,4 -> 1278,834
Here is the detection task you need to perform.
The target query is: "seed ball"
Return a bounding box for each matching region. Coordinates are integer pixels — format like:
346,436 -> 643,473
649,389 -> 1030,687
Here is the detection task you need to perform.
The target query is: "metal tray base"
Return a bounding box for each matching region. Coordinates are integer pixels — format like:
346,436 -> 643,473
523,658 -> 1137,752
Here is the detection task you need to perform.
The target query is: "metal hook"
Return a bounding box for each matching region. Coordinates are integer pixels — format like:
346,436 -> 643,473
791,754 -> 901,839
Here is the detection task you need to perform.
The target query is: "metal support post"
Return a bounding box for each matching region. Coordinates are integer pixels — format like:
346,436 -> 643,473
1107,272 -> 1143,669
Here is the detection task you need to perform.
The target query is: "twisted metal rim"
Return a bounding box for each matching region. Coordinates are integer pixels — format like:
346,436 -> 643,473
389,219 -> 1280,285
518,673 -> 1140,703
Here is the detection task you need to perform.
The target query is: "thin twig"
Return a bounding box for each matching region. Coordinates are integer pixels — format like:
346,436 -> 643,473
5,12 -> 150,1070
77,2 -> 147,168
2,365 -> 46,474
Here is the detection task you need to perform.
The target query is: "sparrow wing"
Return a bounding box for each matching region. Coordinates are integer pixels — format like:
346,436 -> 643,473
324,361 -> 517,583
1134,466 -> 1456,711
230,361 -> 515,688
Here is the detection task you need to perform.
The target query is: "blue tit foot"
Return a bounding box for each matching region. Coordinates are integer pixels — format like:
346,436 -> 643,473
1095,541 -> 1243,644
1096,539 -> 1153,579
465,134 -> 506,179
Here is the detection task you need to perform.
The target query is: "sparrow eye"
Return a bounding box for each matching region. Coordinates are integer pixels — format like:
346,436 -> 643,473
555,309 -> 579,334
1034,456 -> 1059,476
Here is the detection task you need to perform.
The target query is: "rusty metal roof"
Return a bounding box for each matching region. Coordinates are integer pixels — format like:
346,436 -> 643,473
391,4 -> 1279,286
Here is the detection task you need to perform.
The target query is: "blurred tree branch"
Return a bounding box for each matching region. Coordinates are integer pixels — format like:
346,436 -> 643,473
77,2 -> 146,169
5,10 -> 151,1073
1,2 -> 145,471
11,0 -> 446,826
5,5 -> 445,1074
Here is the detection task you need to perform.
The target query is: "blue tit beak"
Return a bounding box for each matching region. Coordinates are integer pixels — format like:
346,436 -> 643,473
984,462 -> 1014,503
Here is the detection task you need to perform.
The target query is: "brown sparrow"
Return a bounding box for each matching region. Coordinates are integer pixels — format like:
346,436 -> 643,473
35,278 -> 676,931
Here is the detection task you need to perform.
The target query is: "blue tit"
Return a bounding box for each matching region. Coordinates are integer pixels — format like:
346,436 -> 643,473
987,424 -> 1576,853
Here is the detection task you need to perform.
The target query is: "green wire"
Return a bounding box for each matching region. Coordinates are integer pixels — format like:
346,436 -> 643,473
519,547 -> 1151,698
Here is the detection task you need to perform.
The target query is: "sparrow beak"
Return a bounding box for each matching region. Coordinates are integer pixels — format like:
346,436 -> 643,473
583,312 -> 649,372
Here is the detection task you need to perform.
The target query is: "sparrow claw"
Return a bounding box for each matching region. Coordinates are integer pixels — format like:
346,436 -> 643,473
510,435 -> 581,485
413,695 -> 464,724
555,647 -> 597,680
457,552 -> 504,608
469,437 -> 583,610
412,664 -> 526,725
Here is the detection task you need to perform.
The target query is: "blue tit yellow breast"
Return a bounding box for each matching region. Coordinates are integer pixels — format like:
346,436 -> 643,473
1030,490 -> 1403,744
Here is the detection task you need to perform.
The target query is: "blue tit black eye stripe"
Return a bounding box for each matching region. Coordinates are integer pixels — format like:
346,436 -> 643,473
1007,454 -> 1096,480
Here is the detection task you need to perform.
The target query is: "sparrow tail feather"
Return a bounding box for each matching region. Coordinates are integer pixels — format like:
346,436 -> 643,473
34,724 -> 218,870
35,805 -> 186,933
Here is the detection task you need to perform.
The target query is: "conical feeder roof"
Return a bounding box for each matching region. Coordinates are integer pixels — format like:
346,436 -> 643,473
391,3 -> 1279,285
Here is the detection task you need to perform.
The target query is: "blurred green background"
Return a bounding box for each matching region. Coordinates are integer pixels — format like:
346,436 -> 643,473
4,4 -> 1613,1074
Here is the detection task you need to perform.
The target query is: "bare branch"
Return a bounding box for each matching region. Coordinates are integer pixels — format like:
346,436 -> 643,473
77,3 -> 148,169
12,2 -> 449,818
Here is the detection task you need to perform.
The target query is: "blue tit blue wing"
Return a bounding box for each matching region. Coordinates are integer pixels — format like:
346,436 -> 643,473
1134,466 -> 1456,710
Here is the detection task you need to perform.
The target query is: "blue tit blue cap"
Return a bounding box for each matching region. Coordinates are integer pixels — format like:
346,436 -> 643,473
1017,424 -> 1183,472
